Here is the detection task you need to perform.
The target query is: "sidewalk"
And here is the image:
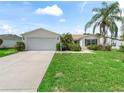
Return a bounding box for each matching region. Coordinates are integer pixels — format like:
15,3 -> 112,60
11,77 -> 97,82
56,50 -> 94,53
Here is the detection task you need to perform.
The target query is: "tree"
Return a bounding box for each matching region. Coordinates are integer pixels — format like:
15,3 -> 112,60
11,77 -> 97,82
56,33 -> 81,51
60,33 -> 73,44
85,2 -> 124,48
0,39 -> 3,46
60,33 -> 73,50
121,24 -> 124,40
15,42 -> 25,51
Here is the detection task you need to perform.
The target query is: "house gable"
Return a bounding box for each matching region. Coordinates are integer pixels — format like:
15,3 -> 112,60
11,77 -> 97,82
22,28 -> 60,38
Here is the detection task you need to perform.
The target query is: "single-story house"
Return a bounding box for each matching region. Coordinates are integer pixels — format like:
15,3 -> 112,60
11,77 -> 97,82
22,28 -> 100,51
73,34 -> 124,49
22,28 -> 60,51
0,34 -> 22,48
72,34 -> 100,49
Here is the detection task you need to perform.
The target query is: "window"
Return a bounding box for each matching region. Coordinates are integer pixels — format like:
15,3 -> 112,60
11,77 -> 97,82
85,39 -> 97,46
22,36 -> 25,40
74,40 -> 79,44
57,37 -> 59,40
112,42 -> 116,46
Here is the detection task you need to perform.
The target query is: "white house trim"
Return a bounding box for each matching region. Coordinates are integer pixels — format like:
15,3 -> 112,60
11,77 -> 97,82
22,28 -> 60,51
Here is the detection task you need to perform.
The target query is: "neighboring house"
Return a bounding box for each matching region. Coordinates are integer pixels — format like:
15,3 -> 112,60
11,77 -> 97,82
104,37 -> 124,49
0,34 -> 22,48
72,34 -> 100,49
22,28 -> 60,51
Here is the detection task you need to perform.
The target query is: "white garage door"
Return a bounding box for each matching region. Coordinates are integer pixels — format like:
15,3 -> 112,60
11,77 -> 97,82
27,38 -> 57,51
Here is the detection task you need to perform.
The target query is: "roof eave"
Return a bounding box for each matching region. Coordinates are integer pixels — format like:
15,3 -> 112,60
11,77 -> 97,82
21,28 -> 60,36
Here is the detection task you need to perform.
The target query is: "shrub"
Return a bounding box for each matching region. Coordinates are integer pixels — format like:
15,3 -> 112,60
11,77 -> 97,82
68,43 -> 81,51
56,42 -> 61,51
0,38 -> 3,46
15,42 -> 25,51
97,45 -> 103,50
87,44 -> 98,50
60,33 -> 73,44
61,43 -> 69,51
120,34 -> 124,40
119,45 -> 124,52
60,33 -> 74,50
57,33 -> 81,51
87,44 -> 111,51
105,45 -> 111,51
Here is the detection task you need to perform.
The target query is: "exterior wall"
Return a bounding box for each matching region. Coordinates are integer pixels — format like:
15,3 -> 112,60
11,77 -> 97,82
79,40 -> 82,47
80,36 -> 124,49
112,40 -> 124,49
22,29 -> 60,50
81,39 -> 85,47
0,39 -> 22,48
100,37 -> 124,49
106,38 -> 124,49
80,35 -> 100,48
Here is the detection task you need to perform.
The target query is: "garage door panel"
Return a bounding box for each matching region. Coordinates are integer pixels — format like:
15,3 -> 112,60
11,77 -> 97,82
27,38 -> 57,51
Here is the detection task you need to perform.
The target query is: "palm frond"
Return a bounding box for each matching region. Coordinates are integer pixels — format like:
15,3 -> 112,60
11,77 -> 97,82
102,2 -> 108,8
93,22 -> 101,34
111,16 -> 124,23
85,21 -> 93,32
109,21 -> 118,37
107,2 -> 121,16
85,14 -> 101,32
92,8 -> 101,13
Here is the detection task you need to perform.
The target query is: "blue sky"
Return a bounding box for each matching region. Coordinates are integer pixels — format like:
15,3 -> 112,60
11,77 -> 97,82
0,1 -> 123,35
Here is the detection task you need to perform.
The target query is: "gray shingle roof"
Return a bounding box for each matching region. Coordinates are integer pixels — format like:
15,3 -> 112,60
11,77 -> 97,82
0,34 -> 22,40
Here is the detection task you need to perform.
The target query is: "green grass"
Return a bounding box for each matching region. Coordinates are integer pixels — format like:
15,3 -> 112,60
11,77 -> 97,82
0,48 -> 17,57
38,50 -> 124,92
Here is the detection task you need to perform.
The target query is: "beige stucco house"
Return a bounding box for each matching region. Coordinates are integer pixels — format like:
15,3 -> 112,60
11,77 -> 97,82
22,28 -> 60,51
72,34 -> 100,49
22,28 -> 101,51
73,34 -> 124,49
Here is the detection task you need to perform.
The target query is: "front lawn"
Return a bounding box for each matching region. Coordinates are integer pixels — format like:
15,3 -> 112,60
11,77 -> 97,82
38,50 -> 124,92
0,48 -> 17,57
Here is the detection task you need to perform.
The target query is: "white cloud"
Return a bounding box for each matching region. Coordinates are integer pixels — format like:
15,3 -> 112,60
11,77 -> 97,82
0,24 -> 17,34
92,11 -> 97,14
80,2 -> 87,13
118,1 -> 124,9
122,10 -> 124,17
116,22 -> 122,36
109,1 -> 124,9
35,4 -> 63,16
118,1 -> 124,16
59,18 -> 66,22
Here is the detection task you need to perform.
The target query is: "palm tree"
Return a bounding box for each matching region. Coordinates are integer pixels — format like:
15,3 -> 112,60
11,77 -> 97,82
121,24 -> 124,40
0,39 -> 3,46
85,2 -> 124,48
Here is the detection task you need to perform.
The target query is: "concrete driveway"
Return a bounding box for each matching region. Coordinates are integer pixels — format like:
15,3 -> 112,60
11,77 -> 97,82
0,51 -> 55,92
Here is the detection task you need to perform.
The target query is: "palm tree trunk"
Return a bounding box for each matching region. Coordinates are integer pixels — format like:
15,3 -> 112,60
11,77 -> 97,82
103,36 -> 106,49
102,24 -> 106,49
